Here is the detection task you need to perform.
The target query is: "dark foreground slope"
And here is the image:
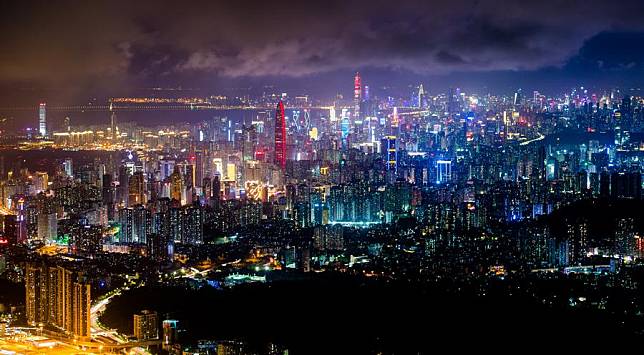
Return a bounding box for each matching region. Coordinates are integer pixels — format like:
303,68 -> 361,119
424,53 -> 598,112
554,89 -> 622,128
101,274 -> 641,354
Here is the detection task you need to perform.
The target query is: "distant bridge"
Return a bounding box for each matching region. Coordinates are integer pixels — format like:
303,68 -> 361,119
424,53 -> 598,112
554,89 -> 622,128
531,264 -> 612,274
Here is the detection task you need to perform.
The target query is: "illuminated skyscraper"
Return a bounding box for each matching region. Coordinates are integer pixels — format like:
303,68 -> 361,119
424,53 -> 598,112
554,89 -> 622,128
118,207 -> 134,243
25,263 -> 90,339
381,136 -> 397,173
134,310 -> 159,340
353,72 -> 362,121
128,171 -> 146,206
417,84 -> 426,108
109,102 -> 117,140
436,160 -> 452,184
132,204 -> 150,244
73,281 -> 91,339
62,159 -> 73,178
38,103 -> 47,137
274,100 -> 287,170
390,106 -> 400,138
37,213 -> 57,241
25,263 -> 46,326
162,320 -> 179,349
170,166 -> 183,203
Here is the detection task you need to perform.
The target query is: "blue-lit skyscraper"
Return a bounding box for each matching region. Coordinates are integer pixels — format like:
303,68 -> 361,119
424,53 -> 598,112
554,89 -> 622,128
436,160 -> 452,184
382,136 -> 397,173
38,103 -> 47,137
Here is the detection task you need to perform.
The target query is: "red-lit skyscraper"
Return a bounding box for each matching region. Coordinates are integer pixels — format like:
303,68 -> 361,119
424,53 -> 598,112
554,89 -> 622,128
274,100 -> 287,170
353,72 -> 362,121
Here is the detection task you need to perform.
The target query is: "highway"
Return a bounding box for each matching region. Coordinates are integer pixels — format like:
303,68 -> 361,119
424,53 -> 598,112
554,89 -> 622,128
0,206 -> 12,215
519,131 -> 545,146
90,290 -> 129,345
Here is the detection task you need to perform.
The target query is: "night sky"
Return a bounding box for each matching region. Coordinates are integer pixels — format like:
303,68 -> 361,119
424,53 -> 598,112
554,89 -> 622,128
2,0 -> 644,101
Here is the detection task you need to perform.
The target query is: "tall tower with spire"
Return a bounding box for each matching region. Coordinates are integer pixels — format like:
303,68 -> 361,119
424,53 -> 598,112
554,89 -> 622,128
274,100 -> 287,170
418,84 -> 426,108
353,72 -> 362,121
109,102 -> 117,140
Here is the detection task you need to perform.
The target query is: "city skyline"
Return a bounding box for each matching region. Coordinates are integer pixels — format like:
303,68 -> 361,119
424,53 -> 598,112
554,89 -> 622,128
2,1 -> 644,354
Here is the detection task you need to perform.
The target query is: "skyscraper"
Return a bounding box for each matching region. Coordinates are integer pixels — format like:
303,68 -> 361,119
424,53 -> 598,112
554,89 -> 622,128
128,171 -> 146,206
353,72 -> 362,121
38,103 -> 47,137
73,282 -> 91,339
110,103 -> 117,140
436,160 -> 452,184
274,100 -> 287,170
118,207 -> 134,243
25,263 -> 90,339
37,213 -> 57,242
134,310 -> 159,340
162,319 -> 179,349
381,136 -> 397,173
170,166 -> 183,203
417,84 -> 426,108
211,175 -> 221,208
25,263 -> 46,326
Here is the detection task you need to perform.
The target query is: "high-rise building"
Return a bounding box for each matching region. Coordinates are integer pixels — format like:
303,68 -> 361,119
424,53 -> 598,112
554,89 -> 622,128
37,213 -> 57,242
25,263 -> 90,339
202,177 -> 212,202
57,266 -> 73,333
102,173 -> 114,203
225,163 -> 236,183
73,282 -> 91,339
128,171 -> 146,206
132,204 -> 151,244
1,215 -> 18,245
63,158 -> 73,178
381,136 -> 397,173
436,160 -> 452,184
274,100 -> 287,170
134,310 -> 158,340
181,203 -> 203,245
118,165 -> 131,206
211,175 -> 221,208
417,84 -> 426,108
38,103 -> 47,137
162,319 -> 179,349
110,103 -> 117,140
353,72 -> 362,121
616,218 -> 636,256
25,263 -> 46,326
170,166 -> 183,203
118,207 -> 134,243
34,171 -> 49,192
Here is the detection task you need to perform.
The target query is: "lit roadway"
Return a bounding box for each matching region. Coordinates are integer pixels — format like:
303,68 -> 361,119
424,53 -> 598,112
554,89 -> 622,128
0,266 -> 217,353
90,290 -> 129,345
519,131 -> 545,146
0,206 -> 12,215
0,337 -> 100,355
88,267 -> 215,345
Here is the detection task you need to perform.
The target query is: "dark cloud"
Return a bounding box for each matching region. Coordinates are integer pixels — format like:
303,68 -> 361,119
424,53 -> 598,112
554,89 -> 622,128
1,0 -> 644,92
435,51 -> 466,65
567,32 -> 644,72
